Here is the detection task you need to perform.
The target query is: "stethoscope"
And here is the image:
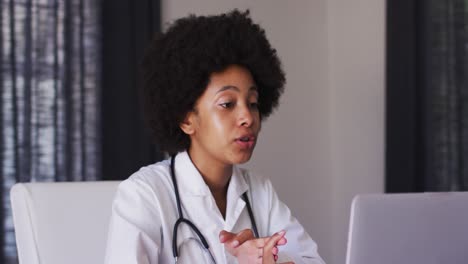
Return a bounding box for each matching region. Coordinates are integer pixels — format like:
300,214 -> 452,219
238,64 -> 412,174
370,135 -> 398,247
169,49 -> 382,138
170,154 -> 259,263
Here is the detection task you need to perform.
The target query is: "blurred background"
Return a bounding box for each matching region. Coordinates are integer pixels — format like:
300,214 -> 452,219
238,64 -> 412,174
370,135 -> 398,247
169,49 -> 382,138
1,0 -> 467,263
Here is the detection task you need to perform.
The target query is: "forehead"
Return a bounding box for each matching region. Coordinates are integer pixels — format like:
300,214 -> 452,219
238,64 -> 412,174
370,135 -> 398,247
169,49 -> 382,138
206,65 -> 257,94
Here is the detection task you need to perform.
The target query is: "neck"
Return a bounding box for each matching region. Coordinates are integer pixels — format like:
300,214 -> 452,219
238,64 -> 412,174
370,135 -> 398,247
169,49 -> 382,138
187,148 -> 232,194
186,147 -> 232,219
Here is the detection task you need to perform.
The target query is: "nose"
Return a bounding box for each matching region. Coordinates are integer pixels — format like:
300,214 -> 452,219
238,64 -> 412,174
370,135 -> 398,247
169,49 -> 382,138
238,104 -> 254,127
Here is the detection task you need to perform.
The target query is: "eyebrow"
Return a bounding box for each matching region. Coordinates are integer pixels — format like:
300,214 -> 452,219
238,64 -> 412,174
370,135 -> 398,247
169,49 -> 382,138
216,85 -> 258,94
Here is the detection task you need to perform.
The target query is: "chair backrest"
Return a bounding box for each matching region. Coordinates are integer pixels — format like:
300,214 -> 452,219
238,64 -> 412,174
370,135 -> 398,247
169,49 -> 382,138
10,181 -> 120,264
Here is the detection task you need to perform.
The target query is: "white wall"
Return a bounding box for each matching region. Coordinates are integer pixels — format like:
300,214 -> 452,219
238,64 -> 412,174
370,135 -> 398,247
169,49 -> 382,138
327,0 -> 385,263
162,1 -> 385,263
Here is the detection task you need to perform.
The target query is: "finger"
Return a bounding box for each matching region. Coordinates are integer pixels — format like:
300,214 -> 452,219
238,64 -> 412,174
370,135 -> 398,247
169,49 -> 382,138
254,236 -> 284,249
254,237 -> 267,248
261,246 -> 275,264
265,230 -> 286,249
274,255 -> 278,261
231,229 -> 255,248
271,246 -> 278,255
258,247 -> 263,258
219,230 -> 236,243
253,230 -> 287,248
276,237 -> 287,246
264,230 -> 287,247
261,232 -> 285,264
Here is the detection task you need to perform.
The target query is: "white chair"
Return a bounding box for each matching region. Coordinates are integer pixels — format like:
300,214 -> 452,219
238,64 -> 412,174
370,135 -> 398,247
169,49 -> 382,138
10,181 -> 120,264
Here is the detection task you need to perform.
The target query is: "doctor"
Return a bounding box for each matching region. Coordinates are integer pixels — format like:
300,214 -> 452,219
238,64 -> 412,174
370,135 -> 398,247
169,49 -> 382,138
104,10 -> 325,264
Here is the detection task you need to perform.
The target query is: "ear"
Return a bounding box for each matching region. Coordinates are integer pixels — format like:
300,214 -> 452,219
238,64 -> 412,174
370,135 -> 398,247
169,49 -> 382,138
179,111 -> 196,135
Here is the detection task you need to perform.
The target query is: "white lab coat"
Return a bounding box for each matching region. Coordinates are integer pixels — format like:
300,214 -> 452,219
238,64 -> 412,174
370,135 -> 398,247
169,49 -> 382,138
104,151 -> 325,264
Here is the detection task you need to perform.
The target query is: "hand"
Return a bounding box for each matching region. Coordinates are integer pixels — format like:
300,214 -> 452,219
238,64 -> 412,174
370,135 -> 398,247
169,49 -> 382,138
219,229 -> 288,263
261,232 -> 294,264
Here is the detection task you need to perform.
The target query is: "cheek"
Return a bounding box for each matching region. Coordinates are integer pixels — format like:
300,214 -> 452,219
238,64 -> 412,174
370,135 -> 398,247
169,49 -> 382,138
210,113 -> 231,133
254,113 -> 261,130
197,111 -> 231,140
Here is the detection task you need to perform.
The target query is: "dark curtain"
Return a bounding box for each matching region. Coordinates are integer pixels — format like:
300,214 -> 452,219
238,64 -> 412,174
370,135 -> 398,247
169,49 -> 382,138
0,0 -> 101,263
101,0 -> 164,181
386,0 -> 468,192
0,0 -> 162,261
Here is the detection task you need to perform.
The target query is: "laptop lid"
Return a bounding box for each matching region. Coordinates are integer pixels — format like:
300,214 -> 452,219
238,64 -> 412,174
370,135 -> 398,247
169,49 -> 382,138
346,192 -> 468,264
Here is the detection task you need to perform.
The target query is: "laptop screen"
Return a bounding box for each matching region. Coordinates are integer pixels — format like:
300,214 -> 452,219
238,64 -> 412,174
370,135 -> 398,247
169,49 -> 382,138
346,192 -> 468,264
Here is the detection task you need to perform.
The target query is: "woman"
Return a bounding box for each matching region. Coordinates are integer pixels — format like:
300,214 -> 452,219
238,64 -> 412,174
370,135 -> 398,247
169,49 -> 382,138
104,10 -> 325,264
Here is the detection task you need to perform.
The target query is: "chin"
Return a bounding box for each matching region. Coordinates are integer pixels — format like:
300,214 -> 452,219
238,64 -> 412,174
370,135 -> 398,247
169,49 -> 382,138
231,151 -> 254,165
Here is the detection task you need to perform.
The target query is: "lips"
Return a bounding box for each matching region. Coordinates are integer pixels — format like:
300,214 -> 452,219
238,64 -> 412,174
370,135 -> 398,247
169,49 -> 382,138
235,134 -> 256,149
237,135 -> 255,142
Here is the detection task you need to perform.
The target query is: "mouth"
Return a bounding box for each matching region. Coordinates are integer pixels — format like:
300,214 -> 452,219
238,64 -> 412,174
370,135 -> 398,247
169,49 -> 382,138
237,135 -> 255,142
235,134 -> 256,149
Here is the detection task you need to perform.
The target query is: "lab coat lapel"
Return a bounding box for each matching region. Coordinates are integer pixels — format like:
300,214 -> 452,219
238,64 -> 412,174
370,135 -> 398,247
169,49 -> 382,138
174,151 -> 211,197
225,166 -> 249,232
173,152 -> 222,226
173,152 -> 250,231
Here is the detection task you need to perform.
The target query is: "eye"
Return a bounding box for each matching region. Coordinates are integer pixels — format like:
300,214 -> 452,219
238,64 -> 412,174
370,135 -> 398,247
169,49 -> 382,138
219,102 -> 234,109
249,102 -> 259,109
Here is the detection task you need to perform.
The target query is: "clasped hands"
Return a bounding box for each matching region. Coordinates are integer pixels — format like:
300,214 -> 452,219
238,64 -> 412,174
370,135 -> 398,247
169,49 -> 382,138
219,229 -> 294,264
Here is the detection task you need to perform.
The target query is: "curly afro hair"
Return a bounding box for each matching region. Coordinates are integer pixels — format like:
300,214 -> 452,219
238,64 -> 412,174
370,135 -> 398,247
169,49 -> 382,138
142,9 -> 285,155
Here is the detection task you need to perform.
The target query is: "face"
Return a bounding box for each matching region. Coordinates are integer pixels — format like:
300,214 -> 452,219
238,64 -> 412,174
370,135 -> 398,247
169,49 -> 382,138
180,65 -> 261,166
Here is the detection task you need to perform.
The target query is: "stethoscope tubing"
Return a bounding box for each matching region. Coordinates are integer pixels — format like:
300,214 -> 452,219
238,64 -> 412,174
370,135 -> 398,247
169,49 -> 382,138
169,154 -> 259,261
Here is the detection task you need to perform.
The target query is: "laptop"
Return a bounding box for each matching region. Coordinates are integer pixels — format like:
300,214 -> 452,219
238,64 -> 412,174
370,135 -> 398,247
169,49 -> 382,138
346,192 -> 468,264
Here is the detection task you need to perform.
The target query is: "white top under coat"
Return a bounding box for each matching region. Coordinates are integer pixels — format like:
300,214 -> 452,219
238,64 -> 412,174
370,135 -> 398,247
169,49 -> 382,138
104,151 -> 325,264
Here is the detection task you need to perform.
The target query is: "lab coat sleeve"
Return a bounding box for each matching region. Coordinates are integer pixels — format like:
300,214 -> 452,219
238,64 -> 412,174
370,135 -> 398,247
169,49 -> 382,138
265,179 -> 326,264
104,178 -> 161,264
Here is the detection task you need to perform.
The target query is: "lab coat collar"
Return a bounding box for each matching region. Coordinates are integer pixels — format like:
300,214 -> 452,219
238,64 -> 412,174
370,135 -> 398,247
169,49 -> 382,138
227,166 -> 249,201
174,151 -> 210,196
174,151 -> 249,198
225,166 -> 250,230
